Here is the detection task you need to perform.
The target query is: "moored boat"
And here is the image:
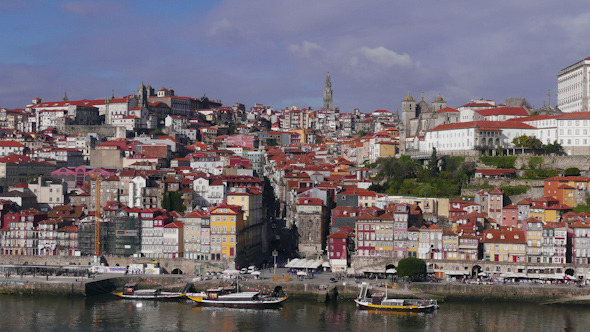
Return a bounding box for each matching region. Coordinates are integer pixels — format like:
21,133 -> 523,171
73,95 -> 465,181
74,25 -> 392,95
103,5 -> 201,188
186,285 -> 287,309
354,283 -> 438,312
113,283 -> 185,300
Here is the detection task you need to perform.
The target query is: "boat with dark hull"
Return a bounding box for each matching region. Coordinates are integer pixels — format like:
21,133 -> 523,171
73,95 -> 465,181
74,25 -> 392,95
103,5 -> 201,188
186,285 -> 287,309
354,283 -> 438,312
114,283 -> 185,300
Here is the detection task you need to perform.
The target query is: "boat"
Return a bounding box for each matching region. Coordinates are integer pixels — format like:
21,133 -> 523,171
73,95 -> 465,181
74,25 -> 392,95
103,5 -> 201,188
354,282 -> 438,312
113,283 -> 185,300
186,285 -> 287,309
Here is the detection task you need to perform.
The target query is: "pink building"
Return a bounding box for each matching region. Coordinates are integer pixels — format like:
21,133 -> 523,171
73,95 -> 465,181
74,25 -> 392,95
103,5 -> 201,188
501,204 -> 518,227
225,134 -> 258,150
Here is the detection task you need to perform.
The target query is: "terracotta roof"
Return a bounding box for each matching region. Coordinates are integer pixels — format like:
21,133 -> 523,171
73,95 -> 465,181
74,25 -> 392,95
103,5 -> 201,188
164,221 -> 184,228
556,112 -> 590,120
327,231 -> 348,239
475,107 -> 529,117
0,140 -> 25,148
481,229 -> 526,243
429,120 -> 535,132
475,169 -> 515,175
436,107 -> 459,113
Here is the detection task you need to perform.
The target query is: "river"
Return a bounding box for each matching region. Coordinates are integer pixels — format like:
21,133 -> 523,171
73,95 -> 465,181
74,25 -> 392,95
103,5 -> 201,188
1,295 -> 589,331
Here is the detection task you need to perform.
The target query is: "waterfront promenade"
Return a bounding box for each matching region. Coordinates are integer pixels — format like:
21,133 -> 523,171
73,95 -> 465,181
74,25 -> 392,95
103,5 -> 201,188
2,266 -> 590,304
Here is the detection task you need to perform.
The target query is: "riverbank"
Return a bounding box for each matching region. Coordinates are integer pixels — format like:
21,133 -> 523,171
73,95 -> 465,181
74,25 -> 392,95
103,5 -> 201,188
3,274 -> 590,305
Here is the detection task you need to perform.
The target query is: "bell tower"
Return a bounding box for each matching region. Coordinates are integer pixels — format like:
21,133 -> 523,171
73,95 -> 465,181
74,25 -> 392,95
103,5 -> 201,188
323,72 -> 333,110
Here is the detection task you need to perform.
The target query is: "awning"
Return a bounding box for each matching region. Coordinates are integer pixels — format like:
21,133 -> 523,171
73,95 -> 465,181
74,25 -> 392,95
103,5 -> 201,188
358,267 -> 386,274
284,258 -> 323,269
385,268 -> 396,274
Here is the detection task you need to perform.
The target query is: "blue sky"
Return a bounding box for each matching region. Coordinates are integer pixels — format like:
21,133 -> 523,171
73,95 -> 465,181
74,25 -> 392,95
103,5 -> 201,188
1,0 -> 589,112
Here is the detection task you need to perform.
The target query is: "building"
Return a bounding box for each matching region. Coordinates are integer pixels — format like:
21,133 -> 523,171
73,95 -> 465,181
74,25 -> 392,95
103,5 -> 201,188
163,221 -> 184,258
557,56 -> 590,113
209,204 -> 245,267
568,222 -> 590,264
481,228 -> 526,262
294,197 -> 326,258
181,210 -> 210,261
523,218 -> 544,263
326,227 -> 354,273
227,187 -> 266,262
28,176 -> 67,210
355,211 -> 394,258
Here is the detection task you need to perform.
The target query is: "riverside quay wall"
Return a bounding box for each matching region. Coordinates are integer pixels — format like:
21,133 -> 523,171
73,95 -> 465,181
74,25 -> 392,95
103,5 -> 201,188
0,255 -> 232,275
352,256 -> 590,281
414,282 -> 590,302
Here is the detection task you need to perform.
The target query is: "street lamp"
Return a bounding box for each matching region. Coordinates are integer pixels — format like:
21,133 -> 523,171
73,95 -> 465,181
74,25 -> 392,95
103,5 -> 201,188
272,250 -> 278,275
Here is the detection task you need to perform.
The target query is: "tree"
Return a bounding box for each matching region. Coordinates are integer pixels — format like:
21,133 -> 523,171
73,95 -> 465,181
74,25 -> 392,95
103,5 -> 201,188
543,141 -> 565,155
427,148 -> 439,177
396,257 -> 427,279
512,135 -> 542,149
162,191 -> 186,213
565,167 -> 581,177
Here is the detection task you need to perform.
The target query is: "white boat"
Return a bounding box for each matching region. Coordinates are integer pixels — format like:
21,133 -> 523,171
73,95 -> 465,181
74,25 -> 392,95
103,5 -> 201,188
354,283 -> 438,312
186,285 -> 287,308
114,283 -> 184,300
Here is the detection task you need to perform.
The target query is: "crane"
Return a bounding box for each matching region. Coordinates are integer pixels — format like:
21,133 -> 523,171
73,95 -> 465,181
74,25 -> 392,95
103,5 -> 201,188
92,174 -> 102,257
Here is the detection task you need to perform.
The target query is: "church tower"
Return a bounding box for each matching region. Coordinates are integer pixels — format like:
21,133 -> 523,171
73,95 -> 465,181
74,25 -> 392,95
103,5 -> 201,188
138,82 -> 148,108
432,93 -> 447,112
323,72 -> 333,110
401,92 -> 416,130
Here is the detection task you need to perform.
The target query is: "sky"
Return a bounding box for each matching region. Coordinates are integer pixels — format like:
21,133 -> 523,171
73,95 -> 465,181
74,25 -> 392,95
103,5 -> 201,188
1,0 -> 590,113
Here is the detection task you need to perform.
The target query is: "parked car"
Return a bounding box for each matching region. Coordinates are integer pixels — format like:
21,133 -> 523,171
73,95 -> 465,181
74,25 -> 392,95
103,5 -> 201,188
329,277 -> 337,283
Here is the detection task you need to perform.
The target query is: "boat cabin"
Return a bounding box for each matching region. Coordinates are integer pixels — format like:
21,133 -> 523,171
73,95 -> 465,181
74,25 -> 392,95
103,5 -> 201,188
123,283 -> 139,295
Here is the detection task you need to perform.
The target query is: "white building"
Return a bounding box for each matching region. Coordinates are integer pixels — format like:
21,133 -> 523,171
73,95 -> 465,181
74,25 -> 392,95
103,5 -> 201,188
556,112 -> 590,155
421,121 -> 536,154
129,176 -> 147,208
557,56 -> 590,113
163,221 -> 184,259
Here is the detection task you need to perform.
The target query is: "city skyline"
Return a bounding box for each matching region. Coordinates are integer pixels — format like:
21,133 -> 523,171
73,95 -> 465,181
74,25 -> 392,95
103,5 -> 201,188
1,0 -> 589,111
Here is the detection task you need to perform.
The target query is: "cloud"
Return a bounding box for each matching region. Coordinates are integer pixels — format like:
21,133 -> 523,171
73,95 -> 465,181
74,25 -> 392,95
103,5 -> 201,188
207,18 -> 241,45
288,41 -> 326,59
358,46 -> 415,68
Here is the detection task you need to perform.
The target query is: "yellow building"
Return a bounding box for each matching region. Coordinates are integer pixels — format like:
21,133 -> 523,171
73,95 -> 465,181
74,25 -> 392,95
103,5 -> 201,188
481,229 -> 526,263
524,217 -> 543,262
227,187 -> 266,261
210,204 -> 244,266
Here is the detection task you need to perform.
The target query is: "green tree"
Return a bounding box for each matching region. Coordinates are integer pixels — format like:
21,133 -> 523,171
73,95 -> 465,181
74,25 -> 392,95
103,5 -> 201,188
565,167 -> 581,177
427,148 -> 439,177
396,257 -> 427,279
543,141 -> 565,155
512,135 -> 542,149
162,191 -> 186,213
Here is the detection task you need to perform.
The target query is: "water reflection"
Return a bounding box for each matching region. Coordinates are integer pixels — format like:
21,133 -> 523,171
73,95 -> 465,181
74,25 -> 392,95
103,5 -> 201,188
0,295 -> 590,331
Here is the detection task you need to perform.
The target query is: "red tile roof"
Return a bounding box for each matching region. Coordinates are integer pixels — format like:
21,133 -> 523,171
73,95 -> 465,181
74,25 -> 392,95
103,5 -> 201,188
475,107 -> 529,117
429,120 -> 535,132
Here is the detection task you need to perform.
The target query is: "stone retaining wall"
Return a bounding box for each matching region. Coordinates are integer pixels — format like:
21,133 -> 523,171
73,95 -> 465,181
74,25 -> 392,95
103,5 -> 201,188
415,282 -> 590,302
0,279 -> 85,296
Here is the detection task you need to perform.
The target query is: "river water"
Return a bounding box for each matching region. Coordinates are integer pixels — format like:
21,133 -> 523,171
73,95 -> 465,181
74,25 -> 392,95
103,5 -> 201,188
1,295 -> 589,331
